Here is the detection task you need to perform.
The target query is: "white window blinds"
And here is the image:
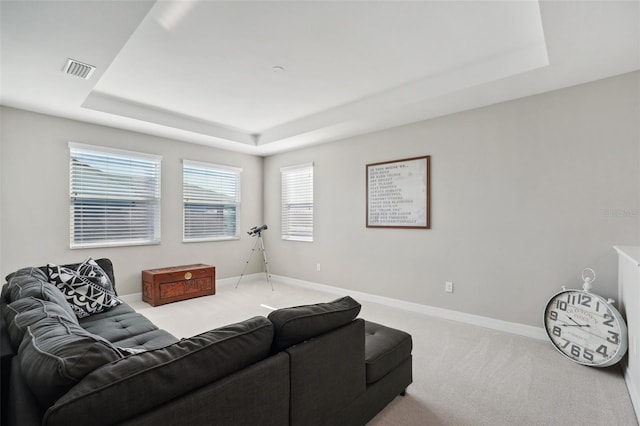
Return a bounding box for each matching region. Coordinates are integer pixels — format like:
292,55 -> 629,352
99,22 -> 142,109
183,160 -> 241,241
69,142 -> 161,248
281,163 -> 313,242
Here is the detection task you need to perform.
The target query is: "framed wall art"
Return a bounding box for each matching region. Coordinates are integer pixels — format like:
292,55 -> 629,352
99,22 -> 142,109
366,156 -> 430,229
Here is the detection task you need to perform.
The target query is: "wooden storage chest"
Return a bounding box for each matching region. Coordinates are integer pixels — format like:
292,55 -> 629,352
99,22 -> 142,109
142,264 -> 215,306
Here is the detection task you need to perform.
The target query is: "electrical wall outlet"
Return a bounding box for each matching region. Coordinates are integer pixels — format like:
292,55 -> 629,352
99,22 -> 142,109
316,263 -> 321,272
445,281 -> 454,293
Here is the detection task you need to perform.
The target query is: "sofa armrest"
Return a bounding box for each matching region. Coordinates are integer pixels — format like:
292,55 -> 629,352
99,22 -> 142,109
286,318 -> 366,426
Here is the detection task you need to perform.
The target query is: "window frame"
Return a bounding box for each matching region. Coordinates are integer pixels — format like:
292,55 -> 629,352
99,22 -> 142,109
69,142 -> 162,249
281,163 -> 314,242
182,159 -> 242,242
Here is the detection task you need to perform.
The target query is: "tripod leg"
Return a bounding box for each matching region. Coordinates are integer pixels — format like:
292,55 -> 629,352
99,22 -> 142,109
259,236 -> 274,291
235,237 -> 261,288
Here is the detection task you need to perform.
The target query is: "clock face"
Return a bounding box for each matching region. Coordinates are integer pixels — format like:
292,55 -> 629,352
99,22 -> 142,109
543,290 -> 628,367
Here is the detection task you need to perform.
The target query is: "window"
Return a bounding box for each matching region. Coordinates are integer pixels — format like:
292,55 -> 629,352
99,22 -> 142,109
69,142 -> 161,248
183,160 -> 241,241
281,163 -> 313,242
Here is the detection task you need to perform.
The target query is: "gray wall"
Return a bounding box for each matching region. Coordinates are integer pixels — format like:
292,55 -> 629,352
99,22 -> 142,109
2,72 -> 638,328
0,107 -> 264,296
263,71 -> 640,327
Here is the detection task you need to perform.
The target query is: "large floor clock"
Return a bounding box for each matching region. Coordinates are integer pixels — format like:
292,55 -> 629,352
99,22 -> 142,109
543,268 -> 628,367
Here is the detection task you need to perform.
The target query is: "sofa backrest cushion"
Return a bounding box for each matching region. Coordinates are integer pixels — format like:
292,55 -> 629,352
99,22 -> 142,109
19,315 -> 124,408
44,316 -> 274,426
5,297 -> 78,349
4,266 -> 48,284
268,296 -> 362,352
4,275 -> 76,321
286,318 -> 366,425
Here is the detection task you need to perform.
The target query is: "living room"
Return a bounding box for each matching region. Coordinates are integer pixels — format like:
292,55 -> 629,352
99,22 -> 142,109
1,1 -> 639,425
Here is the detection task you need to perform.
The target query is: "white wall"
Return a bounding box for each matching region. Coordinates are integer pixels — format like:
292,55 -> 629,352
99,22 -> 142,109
2,72 -> 638,328
263,71 -> 640,328
0,107 -> 264,296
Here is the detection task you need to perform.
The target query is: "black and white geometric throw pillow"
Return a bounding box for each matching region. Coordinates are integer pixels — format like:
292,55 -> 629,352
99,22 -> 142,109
76,258 -> 115,289
47,258 -> 121,318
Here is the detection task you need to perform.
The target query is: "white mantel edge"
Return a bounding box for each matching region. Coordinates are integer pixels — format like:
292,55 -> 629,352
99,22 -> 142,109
614,245 -> 640,424
614,245 -> 640,267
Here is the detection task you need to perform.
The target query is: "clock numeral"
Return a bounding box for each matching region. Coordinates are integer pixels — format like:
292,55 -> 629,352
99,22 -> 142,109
567,345 -> 595,362
557,300 -> 568,311
578,294 -> 592,308
559,338 -> 570,349
596,345 -> 608,357
595,301 -> 601,313
552,326 -> 562,337
568,294 -> 576,305
570,345 -> 581,358
583,349 -> 594,362
549,311 -> 558,321
607,331 -> 619,344
603,314 -> 615,327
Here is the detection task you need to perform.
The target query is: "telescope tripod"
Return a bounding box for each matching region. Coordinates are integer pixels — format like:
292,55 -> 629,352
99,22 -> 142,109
236,232 -> 273,290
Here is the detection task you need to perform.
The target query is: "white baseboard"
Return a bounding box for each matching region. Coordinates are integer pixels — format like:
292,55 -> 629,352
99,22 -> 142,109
272,274 -> 548,341
119,273 -> 546,341
118,292 -> 142,304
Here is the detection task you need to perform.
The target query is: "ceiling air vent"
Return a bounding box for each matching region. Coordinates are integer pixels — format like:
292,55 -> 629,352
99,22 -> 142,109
62,58 -> 96,80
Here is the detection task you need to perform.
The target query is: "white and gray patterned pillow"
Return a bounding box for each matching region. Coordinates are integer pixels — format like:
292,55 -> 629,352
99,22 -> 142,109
47,258 -> 121,318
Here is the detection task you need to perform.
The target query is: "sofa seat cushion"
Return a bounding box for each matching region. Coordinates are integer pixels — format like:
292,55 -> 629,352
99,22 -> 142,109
77,301 -> 136,322
364,321 -> 413,385
110,329 -> 179,351
268,296 -> 361,352
78,303 -> 177,350
44,316 -> 274,426
80,304 -> 155,338
19,315 -> 124,408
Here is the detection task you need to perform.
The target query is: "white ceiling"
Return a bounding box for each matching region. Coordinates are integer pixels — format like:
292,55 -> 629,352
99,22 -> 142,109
1,1 -> 639,156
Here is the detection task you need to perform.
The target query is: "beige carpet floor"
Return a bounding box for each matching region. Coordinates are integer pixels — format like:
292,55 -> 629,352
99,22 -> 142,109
128,277 -> 638,426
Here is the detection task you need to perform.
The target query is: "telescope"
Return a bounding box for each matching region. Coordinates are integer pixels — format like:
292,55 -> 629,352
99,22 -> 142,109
248,224 -> 268,236
237,224 -> 273,290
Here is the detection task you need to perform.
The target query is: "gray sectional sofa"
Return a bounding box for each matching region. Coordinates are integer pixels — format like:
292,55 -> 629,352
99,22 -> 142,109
1,258 -> 412,425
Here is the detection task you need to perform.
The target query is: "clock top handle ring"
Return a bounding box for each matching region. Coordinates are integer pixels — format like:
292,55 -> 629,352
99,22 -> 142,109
581,267 -> 596,292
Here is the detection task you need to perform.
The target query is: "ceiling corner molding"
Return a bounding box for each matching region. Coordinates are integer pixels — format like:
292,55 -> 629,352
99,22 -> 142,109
258,37 -> 549,148
82,91 -> 255,146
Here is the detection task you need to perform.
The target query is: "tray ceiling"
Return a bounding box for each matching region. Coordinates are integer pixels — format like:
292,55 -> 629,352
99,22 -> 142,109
1,1 -> 638,155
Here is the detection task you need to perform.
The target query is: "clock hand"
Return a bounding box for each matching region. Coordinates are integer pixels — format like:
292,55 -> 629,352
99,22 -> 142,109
564,316 -> 590,327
